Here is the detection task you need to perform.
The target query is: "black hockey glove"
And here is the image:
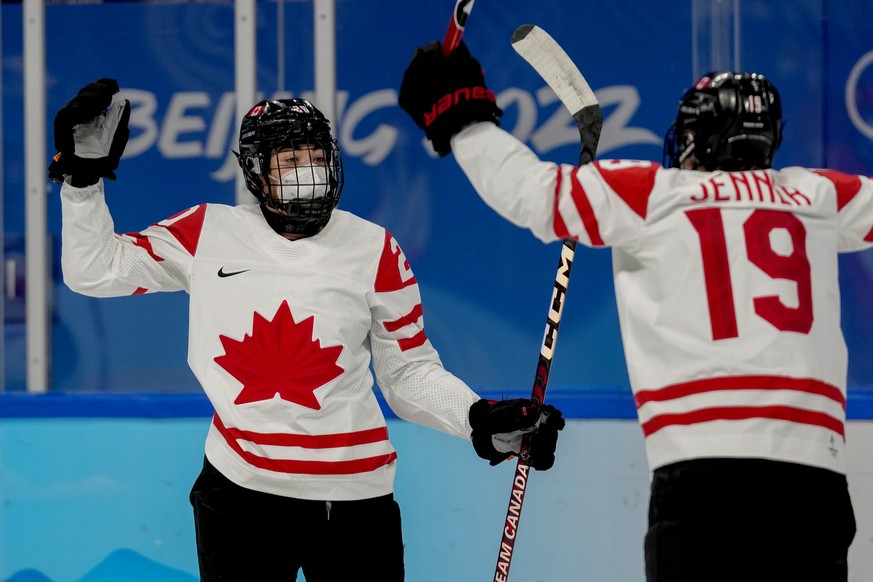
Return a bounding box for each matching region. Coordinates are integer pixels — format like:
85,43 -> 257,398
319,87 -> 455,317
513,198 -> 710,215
399,40 -> 502,157
526,405 -> 564,471
469,398 -> 565,470
49,78 -> 131,188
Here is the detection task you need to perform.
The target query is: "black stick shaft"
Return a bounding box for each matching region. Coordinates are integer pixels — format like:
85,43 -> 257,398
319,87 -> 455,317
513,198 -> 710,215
493,238 -> 576,581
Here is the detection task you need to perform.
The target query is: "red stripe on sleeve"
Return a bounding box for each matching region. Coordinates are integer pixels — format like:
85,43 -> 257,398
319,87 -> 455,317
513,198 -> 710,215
397,330 -> 428,351
124,232 -> 164,262
383,304 -> 423,332
383,305 -> 428,351
568,170 -> 604,246
553,166 -> 570,238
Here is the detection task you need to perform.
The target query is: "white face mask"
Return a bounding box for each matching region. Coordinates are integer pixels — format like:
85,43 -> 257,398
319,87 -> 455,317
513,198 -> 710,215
269,165 -> 330,200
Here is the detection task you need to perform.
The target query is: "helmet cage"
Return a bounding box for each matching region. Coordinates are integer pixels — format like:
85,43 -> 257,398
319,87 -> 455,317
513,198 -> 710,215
237,99 -> 344,235
664,72 -> 783,171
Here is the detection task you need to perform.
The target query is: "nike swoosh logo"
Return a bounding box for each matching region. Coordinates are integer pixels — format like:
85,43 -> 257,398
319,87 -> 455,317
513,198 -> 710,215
217,267 -> 251,278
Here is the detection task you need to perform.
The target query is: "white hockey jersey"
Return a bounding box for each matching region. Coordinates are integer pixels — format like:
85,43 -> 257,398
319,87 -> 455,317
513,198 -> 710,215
454,122 -> 873,474
60,182 -> 480,500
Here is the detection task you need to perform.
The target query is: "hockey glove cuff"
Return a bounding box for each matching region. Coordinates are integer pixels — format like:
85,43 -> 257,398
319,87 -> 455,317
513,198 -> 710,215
527,405 -> 565,471
49,78 -> 131,188
469,398 -> 540,466
399,40 -> 502,157
469,399 -> 566,470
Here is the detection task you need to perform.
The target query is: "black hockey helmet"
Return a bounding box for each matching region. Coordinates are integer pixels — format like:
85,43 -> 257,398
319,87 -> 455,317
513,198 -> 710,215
664,71 -> 783,171
236,98 -> 344,235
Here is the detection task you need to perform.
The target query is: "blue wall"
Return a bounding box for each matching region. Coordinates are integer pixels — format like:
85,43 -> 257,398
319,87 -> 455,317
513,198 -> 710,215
3,395 -> 873,581
0,395 -> 653,582
3,1 -> 873,580
3,0 -> 873,394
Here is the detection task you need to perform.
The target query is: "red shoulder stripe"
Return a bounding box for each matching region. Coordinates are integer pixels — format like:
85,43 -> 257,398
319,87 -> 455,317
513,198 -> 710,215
813,169 -> 862,211
593,161 -> 659,219
158,204 -> 207,257
375,231 -> 417,292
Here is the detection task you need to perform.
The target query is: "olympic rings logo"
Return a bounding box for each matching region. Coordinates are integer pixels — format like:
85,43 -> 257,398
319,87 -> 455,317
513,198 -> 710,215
846,50 -> 873,139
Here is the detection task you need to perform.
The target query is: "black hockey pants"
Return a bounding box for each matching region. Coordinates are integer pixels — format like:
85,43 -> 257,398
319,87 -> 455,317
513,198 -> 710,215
644,458 -> 856,582
190,457 -> 405,581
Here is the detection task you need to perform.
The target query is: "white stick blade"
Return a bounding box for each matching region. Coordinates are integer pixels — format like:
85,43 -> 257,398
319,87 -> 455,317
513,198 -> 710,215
511,24 -> 597,117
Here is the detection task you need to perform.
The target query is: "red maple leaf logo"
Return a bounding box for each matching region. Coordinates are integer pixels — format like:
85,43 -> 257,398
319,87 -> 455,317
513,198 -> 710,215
214,300 -> 344,409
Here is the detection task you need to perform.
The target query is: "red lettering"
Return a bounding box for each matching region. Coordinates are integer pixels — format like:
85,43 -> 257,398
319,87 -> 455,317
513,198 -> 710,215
691,181 -> 709,202
437,93 -> 452,115
711,175 -> 729,201
781,186 -> 812,206
728,172 -> 752,201
690,170 -> 813,210
773,186 -> 794,206
425,87 -> 496,128
751,171 -> 775,203
424,104 -> 437,127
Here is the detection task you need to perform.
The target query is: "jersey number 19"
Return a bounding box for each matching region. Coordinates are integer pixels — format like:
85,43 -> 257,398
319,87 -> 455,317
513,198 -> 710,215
686,207 -> 813,341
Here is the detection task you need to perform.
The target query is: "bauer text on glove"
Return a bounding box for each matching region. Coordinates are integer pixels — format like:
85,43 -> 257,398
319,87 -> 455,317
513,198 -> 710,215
398,40 -> 502,157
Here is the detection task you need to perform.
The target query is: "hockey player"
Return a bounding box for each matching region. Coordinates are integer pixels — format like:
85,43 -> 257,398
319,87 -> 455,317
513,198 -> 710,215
50,78 -> 565,581
399,42 -> 870,582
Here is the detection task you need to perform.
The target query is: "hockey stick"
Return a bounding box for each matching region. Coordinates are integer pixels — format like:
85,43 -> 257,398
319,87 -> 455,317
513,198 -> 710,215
442,0 -> 476,55
492,25 -> 602,582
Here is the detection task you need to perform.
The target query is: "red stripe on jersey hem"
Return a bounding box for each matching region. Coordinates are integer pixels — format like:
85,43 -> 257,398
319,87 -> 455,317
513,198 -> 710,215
864,225 -> 873,243
634,375 -> 845,408
214,415 -> 390,448
568,169 -> 604,246
213,414 -> 397,475
641,405 -> 845,439
132,287 -> 148,295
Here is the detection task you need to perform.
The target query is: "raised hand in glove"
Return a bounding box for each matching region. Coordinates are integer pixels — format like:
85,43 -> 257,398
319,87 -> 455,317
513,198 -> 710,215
399,40 -> 502,157
469,398 -> 565,471
49,78 -> 131,188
